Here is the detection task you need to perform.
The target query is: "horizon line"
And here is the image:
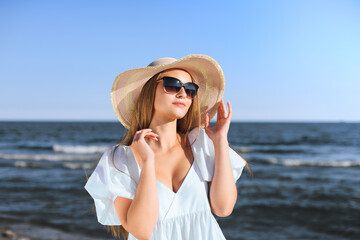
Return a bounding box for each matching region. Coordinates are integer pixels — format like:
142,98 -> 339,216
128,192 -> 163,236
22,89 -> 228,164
0,119 -> 358,123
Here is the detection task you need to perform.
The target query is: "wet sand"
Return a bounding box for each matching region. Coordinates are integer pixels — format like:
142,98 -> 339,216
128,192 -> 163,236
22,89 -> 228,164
0,218 -> 111,240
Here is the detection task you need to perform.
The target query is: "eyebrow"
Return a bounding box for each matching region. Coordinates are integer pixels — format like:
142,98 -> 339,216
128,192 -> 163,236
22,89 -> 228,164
161,76 -> 193,84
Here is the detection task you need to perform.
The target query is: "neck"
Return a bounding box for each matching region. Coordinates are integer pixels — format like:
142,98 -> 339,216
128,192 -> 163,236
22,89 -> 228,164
147,119 -> 183,153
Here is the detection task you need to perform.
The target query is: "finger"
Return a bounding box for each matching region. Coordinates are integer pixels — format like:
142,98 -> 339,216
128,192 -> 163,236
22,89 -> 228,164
140,130 -> 155,138
221,99 -> 227,119
205,113 -> 208,128
146,136 -> 158,141
135,129 -> 153,141
141,132 -> 158,142
205,113 -> 209,129
144,132 -> 157,135
145,134 -> 159,141
137,129 -> 152,134
227,101 -> 232,119
218,99 -> 224,119
218,100 -> 222,119
217,102 -> 221,121
146,132 -> 159,137
221,100 -> 227,118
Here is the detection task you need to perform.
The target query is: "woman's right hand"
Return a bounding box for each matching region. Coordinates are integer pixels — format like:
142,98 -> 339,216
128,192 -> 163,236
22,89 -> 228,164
130,129 -> 158,162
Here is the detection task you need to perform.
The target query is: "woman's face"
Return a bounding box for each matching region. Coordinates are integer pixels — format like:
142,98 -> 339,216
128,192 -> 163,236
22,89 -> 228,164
153,69 -> 193,122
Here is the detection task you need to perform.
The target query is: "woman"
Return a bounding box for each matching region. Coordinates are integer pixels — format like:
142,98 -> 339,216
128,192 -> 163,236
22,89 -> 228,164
85,55 -> 251,239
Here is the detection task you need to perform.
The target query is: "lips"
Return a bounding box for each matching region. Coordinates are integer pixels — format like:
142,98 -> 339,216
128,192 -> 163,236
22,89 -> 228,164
173,102 -> 186,107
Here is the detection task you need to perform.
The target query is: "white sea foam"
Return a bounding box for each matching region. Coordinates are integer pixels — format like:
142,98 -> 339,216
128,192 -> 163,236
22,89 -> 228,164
53,144 -> 108,154
53,144 -> 109,154
268,157 -> 280,164
14,161 -> 28,168
0,153 -> 97,161
256,157 -> 360,167
282,159 -> 360,167
237,147 -> 253,153
63,163 -> 94,170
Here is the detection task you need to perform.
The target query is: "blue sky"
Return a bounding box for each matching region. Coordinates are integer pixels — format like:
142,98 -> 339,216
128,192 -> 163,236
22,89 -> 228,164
0,0 -> 359,122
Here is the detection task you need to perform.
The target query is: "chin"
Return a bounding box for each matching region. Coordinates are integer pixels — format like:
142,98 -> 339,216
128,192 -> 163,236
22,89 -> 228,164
170,110 -> 188,119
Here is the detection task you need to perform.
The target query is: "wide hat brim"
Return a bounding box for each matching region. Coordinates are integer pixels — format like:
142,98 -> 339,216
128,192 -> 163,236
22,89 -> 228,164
111,54 -> 225,129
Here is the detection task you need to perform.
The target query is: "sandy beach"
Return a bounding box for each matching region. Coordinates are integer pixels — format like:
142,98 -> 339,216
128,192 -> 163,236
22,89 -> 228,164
0,218 -> 109,240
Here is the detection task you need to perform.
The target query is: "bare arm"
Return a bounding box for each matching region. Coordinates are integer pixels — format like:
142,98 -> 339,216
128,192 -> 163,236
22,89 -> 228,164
209,138 -> 237,217
114,158 -> 159,239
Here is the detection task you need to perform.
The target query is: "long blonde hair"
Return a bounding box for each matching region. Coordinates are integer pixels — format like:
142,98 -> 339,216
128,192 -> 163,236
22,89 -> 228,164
89,68 -> 252,239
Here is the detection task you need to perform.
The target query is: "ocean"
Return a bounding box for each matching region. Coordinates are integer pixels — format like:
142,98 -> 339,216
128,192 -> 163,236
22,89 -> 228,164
0,121 -> 359,240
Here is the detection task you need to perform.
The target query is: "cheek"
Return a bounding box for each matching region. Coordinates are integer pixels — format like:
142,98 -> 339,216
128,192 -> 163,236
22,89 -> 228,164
186,101 -> 192,111
154,87 -> 170,109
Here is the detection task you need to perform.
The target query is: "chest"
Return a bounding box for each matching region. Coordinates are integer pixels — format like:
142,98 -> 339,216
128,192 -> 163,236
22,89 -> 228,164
135,145 -> 194,194
156,161 -> 212,221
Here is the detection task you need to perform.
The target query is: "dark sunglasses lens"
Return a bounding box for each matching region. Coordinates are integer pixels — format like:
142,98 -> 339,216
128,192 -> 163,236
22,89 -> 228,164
184,84 -> 197,98
163,78 -> 181,93
162,77 -> 198,98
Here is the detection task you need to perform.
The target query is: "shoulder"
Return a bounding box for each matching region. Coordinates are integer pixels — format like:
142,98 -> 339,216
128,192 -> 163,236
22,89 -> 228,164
110,144 -> 141,184
188,127 -> 212,147
103,144 -> 130,158
188,127 -> 206,142
106,144 -> 131,168
94,144 -> 130,173
187,127 -> 215,182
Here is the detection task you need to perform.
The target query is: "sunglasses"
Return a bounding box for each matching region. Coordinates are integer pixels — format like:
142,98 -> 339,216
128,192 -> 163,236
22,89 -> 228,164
156,77 -> 199,99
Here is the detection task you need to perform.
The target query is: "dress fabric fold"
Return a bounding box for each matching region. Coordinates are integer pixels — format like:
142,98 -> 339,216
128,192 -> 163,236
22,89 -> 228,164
84,127 -> 247,239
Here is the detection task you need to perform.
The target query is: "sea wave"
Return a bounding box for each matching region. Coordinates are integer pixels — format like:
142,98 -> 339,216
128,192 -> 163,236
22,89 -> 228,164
0,153 -> 98,162
13,161 -> 55,169
53,144 -> 109,154
63,163 -> 94,170
253,157 -> 360,168
234,147 -> 253,153
12,161 -> 95,170
256,149 -> 306,154
233,146 -> 308,154
282,159 -> 360,167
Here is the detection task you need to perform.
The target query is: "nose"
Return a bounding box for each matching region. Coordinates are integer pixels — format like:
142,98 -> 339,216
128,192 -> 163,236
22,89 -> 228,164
176,86 -> 187,98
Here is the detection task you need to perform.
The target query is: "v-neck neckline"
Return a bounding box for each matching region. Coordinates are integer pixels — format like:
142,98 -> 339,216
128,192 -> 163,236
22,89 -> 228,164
125,133 -> 195,196
157,161 -> 194,195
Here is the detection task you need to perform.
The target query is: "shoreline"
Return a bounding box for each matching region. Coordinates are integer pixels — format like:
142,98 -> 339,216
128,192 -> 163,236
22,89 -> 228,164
0,217 -> 109,240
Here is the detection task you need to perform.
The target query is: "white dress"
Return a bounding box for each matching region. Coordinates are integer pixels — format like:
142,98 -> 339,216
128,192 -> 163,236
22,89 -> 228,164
84,127 -> 246,240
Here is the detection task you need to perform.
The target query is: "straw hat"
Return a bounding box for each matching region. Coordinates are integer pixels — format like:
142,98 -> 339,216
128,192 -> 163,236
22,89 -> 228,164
110,54 -> 225,129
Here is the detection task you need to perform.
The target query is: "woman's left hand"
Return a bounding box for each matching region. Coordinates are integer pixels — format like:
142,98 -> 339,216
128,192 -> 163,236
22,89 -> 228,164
204,99 -> 232,143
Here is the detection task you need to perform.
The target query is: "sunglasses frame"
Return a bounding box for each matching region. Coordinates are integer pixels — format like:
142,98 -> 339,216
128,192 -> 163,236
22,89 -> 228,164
156,76 -> 199,99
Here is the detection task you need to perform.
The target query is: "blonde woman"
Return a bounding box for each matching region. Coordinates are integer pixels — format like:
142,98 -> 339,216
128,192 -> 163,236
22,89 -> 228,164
85,55 -> 251,240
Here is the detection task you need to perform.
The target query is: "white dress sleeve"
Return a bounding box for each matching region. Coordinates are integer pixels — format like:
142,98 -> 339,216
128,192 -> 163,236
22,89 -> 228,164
84,144 -> 138,226
191,127 -> 247,183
